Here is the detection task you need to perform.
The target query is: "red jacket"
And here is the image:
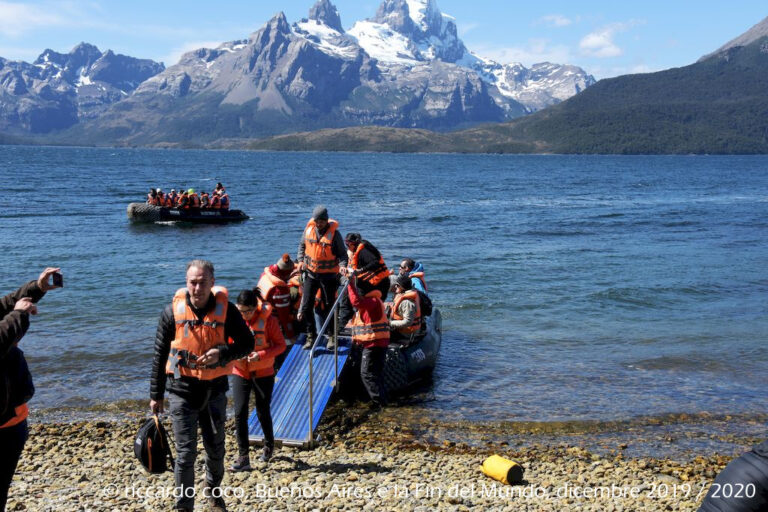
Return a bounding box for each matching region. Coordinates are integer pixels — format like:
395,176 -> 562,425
347,282 -> 389,349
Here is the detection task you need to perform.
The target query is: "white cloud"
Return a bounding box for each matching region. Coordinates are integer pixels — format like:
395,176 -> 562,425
473,39 -> 574,66
537,15 -> 575,28
0,2 -> 67,37
579,20 -> 642,58
159,41 -> 223,68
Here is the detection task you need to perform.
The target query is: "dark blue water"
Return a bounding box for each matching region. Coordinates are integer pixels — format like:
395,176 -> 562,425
2,147 -> 767,423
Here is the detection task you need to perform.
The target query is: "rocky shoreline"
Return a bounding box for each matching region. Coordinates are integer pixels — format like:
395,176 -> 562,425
7,405 -> 748,512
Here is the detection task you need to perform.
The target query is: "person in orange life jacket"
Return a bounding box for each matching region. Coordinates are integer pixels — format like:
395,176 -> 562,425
336,233 -> 391,342
215,182 -> 225,194
0,267 -> 62,511
149,260 -> 254,512
147,188 -> 159,205
187,189 -> 201,209
398,258 -> 428,295
176,190 -> 189,209
389,274 -> 423,344
229,289 -> 286,472
296,205 -> 348,349
200,191 -> 210,209
347,275 -> 389,408
167,189 -> 178,207
256,254 -> 297,343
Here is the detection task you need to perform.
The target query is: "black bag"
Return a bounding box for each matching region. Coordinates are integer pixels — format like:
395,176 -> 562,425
134,415 -> 174,474
417,290 -> 433,318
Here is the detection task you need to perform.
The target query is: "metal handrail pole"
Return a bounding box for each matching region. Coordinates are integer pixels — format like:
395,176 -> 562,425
307,282 -> 348,444
333,307 -> 339,392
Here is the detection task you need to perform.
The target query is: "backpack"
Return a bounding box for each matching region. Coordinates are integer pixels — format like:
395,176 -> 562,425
134,415 -> 174,474
417,290 -> 433,318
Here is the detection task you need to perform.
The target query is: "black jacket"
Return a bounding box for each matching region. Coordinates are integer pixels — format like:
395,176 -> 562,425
0,280 -> 45,425
150,291 -> 254,402
353,241 -> 388,279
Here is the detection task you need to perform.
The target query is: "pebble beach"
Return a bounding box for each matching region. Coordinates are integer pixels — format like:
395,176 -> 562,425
8,404 -> 750,512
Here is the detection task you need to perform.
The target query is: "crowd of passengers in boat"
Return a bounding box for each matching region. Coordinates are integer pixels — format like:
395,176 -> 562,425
146,182 -> 230,210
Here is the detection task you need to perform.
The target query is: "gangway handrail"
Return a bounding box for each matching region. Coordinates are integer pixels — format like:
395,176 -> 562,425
307,280 -> 348,447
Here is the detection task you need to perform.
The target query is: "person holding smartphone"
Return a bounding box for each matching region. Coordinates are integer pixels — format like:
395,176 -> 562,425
0,267 -> 62,510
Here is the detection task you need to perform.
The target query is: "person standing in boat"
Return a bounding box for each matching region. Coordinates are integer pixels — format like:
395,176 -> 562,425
336,233 -> 391,346
229,289 -> 286,471
388,274 -> 423,344
0,268 -> 62,511
296,206 -> 348,349
149,260 -> 254,512
346,274 -> 389,408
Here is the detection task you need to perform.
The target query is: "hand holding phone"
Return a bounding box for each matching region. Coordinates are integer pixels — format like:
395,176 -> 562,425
37,267 -> 62,291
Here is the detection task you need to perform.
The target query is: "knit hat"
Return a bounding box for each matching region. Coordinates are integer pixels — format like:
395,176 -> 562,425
395,274 -> 412,290
276,253 -> 295,272
345,232 -> 361,244
312,205 -> 329,221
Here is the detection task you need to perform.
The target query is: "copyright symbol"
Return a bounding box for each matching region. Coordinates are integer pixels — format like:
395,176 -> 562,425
102,484 -> 120,498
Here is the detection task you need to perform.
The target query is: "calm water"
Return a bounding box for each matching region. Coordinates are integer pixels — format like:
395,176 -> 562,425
2,146 -> 767,424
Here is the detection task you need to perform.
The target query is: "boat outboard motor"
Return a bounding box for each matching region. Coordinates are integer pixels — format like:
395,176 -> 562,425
698,439 -> 768,511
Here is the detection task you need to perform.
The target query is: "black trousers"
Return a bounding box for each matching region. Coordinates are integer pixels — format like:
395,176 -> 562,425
231,374 -> 275,456
360,346 -> 387,406
338,278 -> 390,328
298,273 -> 340,335
0,420 -> 28,511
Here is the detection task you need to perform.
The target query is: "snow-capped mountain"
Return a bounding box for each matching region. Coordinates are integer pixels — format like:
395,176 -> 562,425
5,0 -> 593,141
0,43 -> 163,133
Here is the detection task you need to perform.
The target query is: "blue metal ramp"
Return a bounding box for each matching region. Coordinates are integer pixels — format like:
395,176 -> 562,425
248,334 -> 352,448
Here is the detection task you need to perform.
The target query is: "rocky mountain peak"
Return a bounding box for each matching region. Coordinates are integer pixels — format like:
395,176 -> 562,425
308,0 -> 343,32
700,16 -> 768,61
371,0 -> 416,35
265,12 -> 292,35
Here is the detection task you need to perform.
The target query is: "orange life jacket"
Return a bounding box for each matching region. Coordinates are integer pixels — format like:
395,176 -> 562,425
391,290 -> 422,334
233,300 -> 276,376
166,286 -> 232,380
351,242 -> 391,286
189,193 -> 201,208
210,194 -> 221,209
200,193 -> 210,208
303,218 -> 340,274
147,193 -> 159,206
409,271 -> 428,293
350,293 -> 390,346
164,195 -> 174,207
0,403 -> 29,429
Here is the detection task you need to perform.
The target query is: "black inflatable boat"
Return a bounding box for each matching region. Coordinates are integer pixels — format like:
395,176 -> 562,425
126,202 -> 248,224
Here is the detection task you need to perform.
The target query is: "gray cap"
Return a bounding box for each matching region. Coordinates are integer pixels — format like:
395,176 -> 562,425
312,205 -> 329,221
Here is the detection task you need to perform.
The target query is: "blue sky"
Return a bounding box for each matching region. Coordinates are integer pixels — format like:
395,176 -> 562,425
0,1 -> 765,79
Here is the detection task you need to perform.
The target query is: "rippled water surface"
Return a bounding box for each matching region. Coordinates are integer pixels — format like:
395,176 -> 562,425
2,147 -> 767,424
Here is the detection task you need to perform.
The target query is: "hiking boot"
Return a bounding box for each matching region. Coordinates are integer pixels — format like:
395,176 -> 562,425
302,333 -> 315,350
260,444 -> 274,463
326,337 -> 336,350
229,454 -> 251,472
207,495 -> 227,512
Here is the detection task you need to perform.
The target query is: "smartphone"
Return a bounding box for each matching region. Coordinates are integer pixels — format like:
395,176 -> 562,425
52,272 -> 63,287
